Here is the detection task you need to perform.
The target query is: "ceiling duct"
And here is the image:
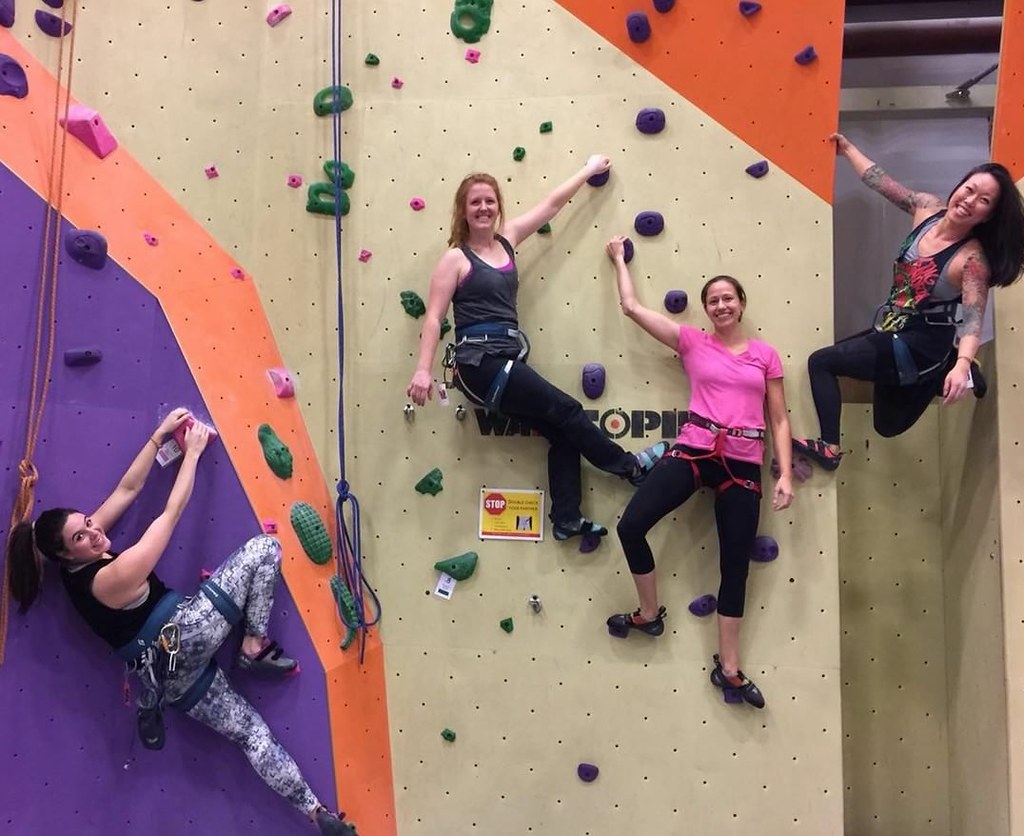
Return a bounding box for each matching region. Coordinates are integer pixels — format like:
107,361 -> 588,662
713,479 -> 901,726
843,17 -> 1002,57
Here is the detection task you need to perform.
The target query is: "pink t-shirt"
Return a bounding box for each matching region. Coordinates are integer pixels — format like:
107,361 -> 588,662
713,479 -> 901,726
675,325 -> 783,464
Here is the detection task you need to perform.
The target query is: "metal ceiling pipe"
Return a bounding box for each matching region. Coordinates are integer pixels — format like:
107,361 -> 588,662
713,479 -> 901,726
843,17 -> 1002,58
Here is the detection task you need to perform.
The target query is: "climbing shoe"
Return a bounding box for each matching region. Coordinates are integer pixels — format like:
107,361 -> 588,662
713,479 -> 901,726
315,808 -> 356,836
709,653 -> 765,709
552,517 -> 608,542
136,687 -> 165,751
629,441 -> 670,485
606,606 -> 666,638
237,640 -> 299,677
791,437 -> 844,472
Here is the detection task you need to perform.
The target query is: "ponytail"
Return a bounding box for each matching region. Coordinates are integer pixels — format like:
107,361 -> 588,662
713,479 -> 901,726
6,508 -> 74,612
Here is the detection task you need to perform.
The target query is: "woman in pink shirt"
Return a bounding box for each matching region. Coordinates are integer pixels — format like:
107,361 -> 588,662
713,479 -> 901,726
604,236 -> 794,708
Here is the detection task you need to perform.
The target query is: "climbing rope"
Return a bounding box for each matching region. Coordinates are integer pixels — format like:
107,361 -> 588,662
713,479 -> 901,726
0,0 -> 80,664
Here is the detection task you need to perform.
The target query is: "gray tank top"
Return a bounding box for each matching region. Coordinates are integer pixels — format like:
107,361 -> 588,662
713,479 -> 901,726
452,235 -> 522,365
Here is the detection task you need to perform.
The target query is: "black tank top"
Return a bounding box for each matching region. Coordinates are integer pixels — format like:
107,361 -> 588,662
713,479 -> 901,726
452,235 -> 522,365
60,554 -> 170,650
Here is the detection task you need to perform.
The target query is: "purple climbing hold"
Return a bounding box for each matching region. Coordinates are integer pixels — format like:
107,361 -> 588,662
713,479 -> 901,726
634,211 -> 664,237
586,169 -> 610,188
738,1 -> 761,15
0,53 -> 28,99
577,763 -> 600,782
63,229 -> 108,270
0,0 -> 14,28
745,160 -> 769,179
64,346 -> 102,367
35,9 -> 71,37
581,363 -> 606,400
750,535 -> 779,563
795,45 -> 817,65
653,0 -> 675,11
622,237 -> 635,264
579,533 -> 601,554
626,11 -> 651,43
42,0 -> 64,8
688,594 -> 717,617
635,107 -> 666,135
663,289 -> 688,314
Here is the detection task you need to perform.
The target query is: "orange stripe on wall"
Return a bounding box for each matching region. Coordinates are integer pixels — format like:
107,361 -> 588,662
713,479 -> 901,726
992,0 -> 1024,177
0,29 -> 395,836
552,0 -> 845,203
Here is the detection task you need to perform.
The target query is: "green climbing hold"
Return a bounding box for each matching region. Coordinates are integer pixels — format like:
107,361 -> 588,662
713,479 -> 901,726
512,146 -> 526,162
450,1 -> 491,44
441,728 -> 457,742
539,121 -> 553,133
439,317 -> 452,339
313,85 -> 354,117
306,182 -> 350,217
499,617 -> 514,634
434,551 -> 478,581
401,290 -> 426,318
323,160 -> 356,190
330,575 -> 359,650
415,467 -> 444,496
290,501 -> 333,565
365,53 -> 380,66
537,222 -> 551,234
258,423 -> 293,478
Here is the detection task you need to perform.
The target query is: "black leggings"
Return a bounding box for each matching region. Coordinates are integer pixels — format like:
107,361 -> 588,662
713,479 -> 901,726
457,355 -> 637,526
616,447 -> 761,618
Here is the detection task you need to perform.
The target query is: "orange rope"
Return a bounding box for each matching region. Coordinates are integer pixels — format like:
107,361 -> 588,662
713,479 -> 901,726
0,0 -> 80,664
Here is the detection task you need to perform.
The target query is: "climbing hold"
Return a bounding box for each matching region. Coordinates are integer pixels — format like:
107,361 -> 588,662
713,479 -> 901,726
527,594 -> 542,613
664,289 -> 688,314
464,48 -> 480,63
750,535 -> 779,563
455,404 -> 467,421
204,164 -> 219,179
622,237 -> 635,264
313,85 -> 353,116
536,222 -> 551,235
577,763 -> 599,782
329,575 -> 359,651
745,160 -> 769,179
230,267 -> 245,280
450,0 -> 491,44
635,107 -> 666,135
499,617 -> 514,633
365,53 -> 380,66
581,363 -> 606,400
792,457 -> 813,481
42,0 -> 65,6
172,417 -> 219,452
653,0 -> 675,11
634,211 -> 664,237
415,467 -> 444,496
0,0 -> 13,28
59,105 -> 118,159
63,347 -> 102,367
258,423 -> 293,479
794,45 -> 817,65
290,501 -> 332,564
739,1 -> 761,15
539,121 -> 553,133
267,367 -> 295,398
579,533 -> 601,554
358,248 -> 372,263
391,77 -> 404,89
262,519 -> 278,534
306,182 -> 350,216
409,197 -> 426,211
287,174 -> 303,188
323,159 -> 355,189
434,551 -> 478,580
0,54 -> 28,99
400,290 -> 426,318
586,169 -> 610,187
63,229 -> 108,270
35,10 -> 71,37
266,4 -> 291,26
688,594 -> 718,617
625,11 -> 651,43
439,317 -> 452,338
404,403 -> 415,422
143,232 -> 159,246
440,728 -> 457,742
512,146 -> 526,162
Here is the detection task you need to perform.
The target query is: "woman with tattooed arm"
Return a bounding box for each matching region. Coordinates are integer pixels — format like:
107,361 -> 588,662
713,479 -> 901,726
791,133 -> 1024,470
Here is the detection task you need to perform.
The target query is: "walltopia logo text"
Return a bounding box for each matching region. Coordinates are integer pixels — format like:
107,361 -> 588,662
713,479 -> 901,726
473,408 -> 690,439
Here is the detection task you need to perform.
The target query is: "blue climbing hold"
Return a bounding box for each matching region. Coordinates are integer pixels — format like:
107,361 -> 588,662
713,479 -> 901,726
0,53 -> 27,98
745,160 -> 769,179
64,230 -> 108,270
635,107 -> 666,135
634,211 -> 664,237
586,169 -> 610,187
750,535 -> 779,563
581,363 -> 606,399
622,237 -> 635,264
795,45 -> 817,65
664,290 -> 688,314
688,594 -> 717,617
35,9 -> 72,37
626,11 -> 651,43
739,1 -> 761,15
0,0 -> 14,28
653,0 -> 675,11
64,347 -> 102,367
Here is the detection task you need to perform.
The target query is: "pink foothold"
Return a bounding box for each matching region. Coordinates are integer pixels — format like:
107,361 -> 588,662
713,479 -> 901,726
464,48 -> 480,63
143,232 -> 159,246
358,249 -> 372,262
268,367 -> 295,398
230,267 -> 245,280
262,519 -> 279,534
266,4 -> 291,26
59,104 -> 117,159
409,197 -> 426,211
204,164 -> 219,179
391,77 -> 404,89
287,173 -> 303,188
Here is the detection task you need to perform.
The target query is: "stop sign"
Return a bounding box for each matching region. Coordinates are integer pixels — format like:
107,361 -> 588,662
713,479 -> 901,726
483,492 -> 506,515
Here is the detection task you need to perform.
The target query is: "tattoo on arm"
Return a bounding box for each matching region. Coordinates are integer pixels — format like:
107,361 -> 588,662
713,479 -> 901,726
862,164 -> 943,214
960,250 -> 990,339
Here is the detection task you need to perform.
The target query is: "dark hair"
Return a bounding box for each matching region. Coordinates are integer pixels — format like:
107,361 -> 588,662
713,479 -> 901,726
948,163 -> 1024,287
700,274 -> 747,306
6,507 -> 74,612
448,173 -> 505,248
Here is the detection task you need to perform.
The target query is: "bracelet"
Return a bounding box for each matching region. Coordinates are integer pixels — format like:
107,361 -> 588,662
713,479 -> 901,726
149,436 -> 161,448
956,355 -> 973,365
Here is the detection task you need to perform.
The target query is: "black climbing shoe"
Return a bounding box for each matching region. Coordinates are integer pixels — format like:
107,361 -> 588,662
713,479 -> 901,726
791,437 -> 844,472
315,808 -> 356,836
137,687 -> 165,751
606,606 -> 667,638
709,653 -> 765,709
552,517 -> 608,542
237,640 -> 299,677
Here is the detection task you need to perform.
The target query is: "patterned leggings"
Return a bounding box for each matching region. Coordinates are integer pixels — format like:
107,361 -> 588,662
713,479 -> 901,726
159,534 -> 321,816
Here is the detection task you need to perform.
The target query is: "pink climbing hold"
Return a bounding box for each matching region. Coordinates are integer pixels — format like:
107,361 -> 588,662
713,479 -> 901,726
266,4 -> 291,27
59,104 -> 118,159
358,248 -> 373,262
204,164 -> 220,179
409,197 -> 426,211
230,267 -> 245,280
262,519 -> 279,534
143,232 -> 159,246
465,48 -> 480,63
391,77 -> 404,89
268,367 -> 295,398
287,173 -> 303,188
172,416 -> 219,451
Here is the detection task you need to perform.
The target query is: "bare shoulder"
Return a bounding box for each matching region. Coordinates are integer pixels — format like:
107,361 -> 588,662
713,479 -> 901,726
956,239 -> 991,281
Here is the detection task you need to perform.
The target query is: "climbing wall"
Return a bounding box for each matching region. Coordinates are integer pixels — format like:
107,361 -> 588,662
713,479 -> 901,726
345,1 -> 845,833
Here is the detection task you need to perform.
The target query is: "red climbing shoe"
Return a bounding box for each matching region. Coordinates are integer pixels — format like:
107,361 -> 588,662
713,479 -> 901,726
791,438 -> 844,472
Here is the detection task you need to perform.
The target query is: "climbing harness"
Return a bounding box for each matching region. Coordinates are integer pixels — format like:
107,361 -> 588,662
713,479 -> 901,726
874,299 -> 961,386
668,412 -> 764,496
444,322 -> 530,413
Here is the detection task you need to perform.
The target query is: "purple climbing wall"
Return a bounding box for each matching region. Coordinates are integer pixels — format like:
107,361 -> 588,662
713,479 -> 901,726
0,162 -> 337,834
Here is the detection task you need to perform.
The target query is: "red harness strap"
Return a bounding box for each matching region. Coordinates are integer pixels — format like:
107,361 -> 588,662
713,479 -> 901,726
668,428 -> 762,497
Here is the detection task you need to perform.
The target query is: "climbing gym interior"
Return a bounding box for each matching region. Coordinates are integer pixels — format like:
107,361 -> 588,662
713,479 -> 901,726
2,1 -> 1023,835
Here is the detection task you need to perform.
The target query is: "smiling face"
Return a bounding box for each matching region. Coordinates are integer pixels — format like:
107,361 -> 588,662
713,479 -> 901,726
449,173 -> 505,247
703,279 -> 746,331
464,182 -> 500,235
60,512 -> 111,563
947,172 -> 1000,227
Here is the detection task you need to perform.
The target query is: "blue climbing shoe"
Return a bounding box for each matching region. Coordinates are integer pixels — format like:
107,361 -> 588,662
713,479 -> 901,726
607,606 -> 666,638
629,441 -> 670,485
553,517 -> 608,542
709,653 -> 765,709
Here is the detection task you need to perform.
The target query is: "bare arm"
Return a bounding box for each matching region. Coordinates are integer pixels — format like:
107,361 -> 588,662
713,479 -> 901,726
502,154 -> 611,248
406,248 -> 463,405
943,244 -> 991,404
764,377 -> 794,511
605,236 -> 680,350
831,133 -> 944,218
